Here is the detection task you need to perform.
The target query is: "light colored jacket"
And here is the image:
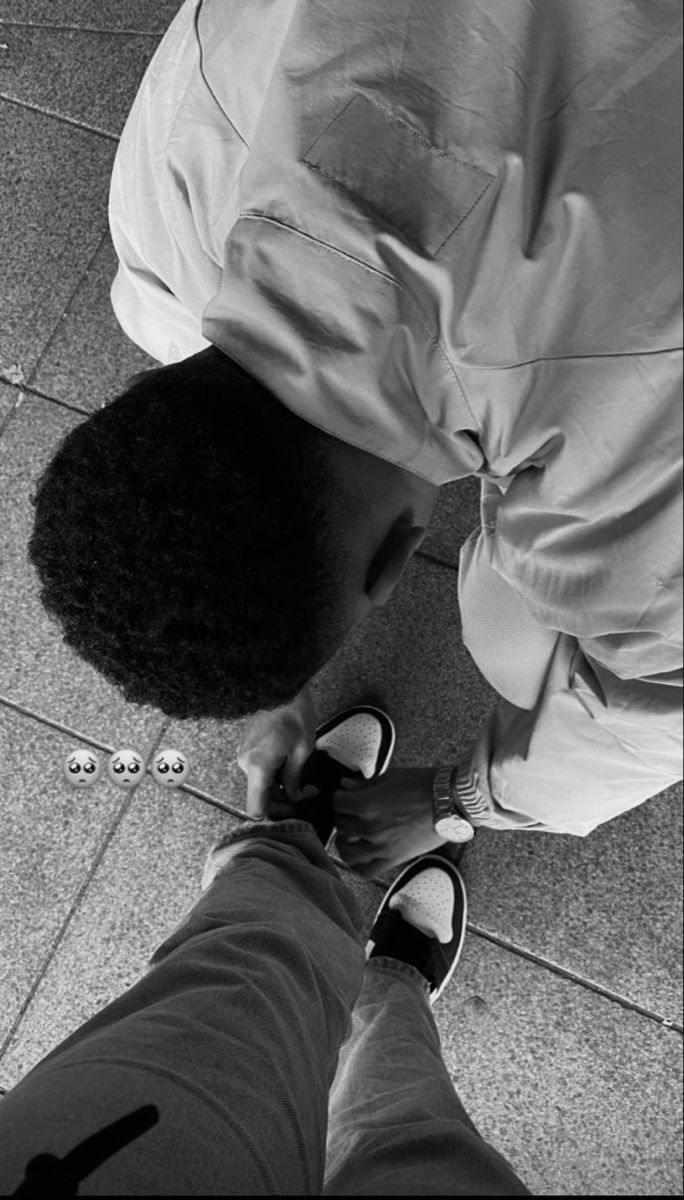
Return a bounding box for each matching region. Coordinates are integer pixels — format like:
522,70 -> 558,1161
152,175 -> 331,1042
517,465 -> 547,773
109,0 -> 683,834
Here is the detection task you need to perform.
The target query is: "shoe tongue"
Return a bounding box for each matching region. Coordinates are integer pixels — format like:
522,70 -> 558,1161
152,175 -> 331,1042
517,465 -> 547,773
389,894 -> 452,945
318,741 -> 369,777
299,749 -> 363,796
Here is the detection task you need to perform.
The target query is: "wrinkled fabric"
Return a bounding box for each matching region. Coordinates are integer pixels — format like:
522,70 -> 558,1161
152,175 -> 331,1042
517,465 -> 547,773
109,0 -> 683,834
0,824 -> 529,1195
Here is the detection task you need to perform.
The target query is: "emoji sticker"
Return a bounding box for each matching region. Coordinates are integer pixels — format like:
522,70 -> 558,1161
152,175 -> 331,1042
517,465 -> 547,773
151,749 -> 190,788
107,748 -> 145,788
64,748 -> 102,787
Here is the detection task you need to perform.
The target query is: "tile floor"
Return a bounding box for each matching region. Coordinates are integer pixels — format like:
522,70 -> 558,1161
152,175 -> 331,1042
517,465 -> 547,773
0,4 -> 682,1195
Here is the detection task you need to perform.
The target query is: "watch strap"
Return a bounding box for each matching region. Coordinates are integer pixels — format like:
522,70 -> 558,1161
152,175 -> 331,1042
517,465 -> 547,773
432,764 -> 460,823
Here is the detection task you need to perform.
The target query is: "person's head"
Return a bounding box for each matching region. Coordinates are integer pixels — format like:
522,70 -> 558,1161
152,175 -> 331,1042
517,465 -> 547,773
28,348 -> 438,719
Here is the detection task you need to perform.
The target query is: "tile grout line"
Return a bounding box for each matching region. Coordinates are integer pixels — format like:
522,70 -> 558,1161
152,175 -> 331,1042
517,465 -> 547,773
0,692 -> 153,755
0,715 -> 175,1073
0,376 -> 99,419
23,229 -> 112,396
0,92 -> 119,140
0,387 -> 24,440
0,787 -> 137,1065
2,714 -> 679,1040
469,924 -> 683,1032
177,783 -> 684,1033
0,20 -> 165,37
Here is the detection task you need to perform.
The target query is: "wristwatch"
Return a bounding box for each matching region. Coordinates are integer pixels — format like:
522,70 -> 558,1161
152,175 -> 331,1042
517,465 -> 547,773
432,765 -> 475,844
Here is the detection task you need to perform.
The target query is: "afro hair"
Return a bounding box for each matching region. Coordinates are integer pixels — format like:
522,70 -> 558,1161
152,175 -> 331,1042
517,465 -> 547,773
28,355 -> 351,719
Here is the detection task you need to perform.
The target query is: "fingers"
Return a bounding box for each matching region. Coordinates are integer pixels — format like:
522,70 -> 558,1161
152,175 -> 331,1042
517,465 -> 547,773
245,761 -> 274,818
337,776 -> 370,792
336,831 -> 388,877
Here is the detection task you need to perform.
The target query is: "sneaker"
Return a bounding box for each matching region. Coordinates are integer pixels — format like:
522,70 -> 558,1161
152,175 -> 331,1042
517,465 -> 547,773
366,853 -> 467,1004
290,705 -> 396,846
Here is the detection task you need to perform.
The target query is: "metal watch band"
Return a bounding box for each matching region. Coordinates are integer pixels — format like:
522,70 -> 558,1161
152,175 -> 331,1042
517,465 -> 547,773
432,764 -> 461,822
432,765 -> 475,843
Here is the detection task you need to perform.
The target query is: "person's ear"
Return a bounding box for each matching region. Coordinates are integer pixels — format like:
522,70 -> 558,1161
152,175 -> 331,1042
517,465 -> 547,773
364,522 -> 427,608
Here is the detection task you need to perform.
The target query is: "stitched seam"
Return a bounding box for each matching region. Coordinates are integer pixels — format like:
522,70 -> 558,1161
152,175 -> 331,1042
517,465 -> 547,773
237,211 -> 480,428
458,346 -> 684,369
301,161 -> 428,258
239,211 -> 397,281
433,173 -> 496,254
303,94 -> 358,155
194,0 -> 249,148
367,955 -> 431,996
360,92 -> 493,176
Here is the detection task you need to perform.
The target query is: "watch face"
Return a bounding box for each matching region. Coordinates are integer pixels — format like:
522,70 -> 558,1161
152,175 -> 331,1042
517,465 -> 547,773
435,814 -> 475,844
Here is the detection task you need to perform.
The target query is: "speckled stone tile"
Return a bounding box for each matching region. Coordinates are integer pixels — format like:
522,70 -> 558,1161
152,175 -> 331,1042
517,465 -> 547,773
0,380 -> 19,427
2,809 -> 681,1196
421,474 -> 482,567
0,392 -> 164,746
155,547 -> 681,1019
435,935 -> 682,1196
0,100 -> 114,380
462,783 -> 683,1024
0,705 -> 128,1052
311,555 -> 681,1022
0,24 -> 159,137
313,554 -> 491,767
155,554 -> 492,814
0,778 -> 242,1086
32,235 -> 159,411
0,2 -> 183,32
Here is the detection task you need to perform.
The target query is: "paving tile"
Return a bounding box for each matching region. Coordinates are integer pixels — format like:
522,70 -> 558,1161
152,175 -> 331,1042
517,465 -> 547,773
436,935 -> 682,1196
0,767 -> 385,1088
32,235 -> 159,412
462,783 -> 683,1023
157,554 -> 493,812
312,554 -> 493,769
1,790 -> 680,1196
0,2 -> 183,33
0,24 -> 159,137
0,380 -> 18,426
154,712 -> 253,814
0,705 -> 127,1051
0,100 -> 114,380
0,392 -> 164,746
0,779 -> 242,1086
158,550 -> 681,1020
313,554 -> 682,1021
421,474 -> 482,567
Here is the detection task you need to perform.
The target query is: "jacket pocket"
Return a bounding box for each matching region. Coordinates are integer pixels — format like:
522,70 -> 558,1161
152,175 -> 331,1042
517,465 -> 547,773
302,92 -> 494,258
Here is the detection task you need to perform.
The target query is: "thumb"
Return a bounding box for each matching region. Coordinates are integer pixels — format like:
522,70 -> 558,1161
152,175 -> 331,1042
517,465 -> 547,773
245,763 -> 270,818
280,744 -> 312,801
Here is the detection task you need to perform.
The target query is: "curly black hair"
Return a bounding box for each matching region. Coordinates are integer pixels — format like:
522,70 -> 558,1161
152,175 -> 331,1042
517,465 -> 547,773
28,355 -> 351,719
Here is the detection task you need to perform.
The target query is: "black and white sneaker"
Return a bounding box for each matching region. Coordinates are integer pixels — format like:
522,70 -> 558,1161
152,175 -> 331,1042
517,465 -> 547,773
366,854 -> 467,1005
292,705 -> 396,846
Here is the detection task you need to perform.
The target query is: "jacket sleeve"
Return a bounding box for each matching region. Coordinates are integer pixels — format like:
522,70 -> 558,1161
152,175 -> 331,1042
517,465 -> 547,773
108,207 -> 208,366
107,0 -> 219,365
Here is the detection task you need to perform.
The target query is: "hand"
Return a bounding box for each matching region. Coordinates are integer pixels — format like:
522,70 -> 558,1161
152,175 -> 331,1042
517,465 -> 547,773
333,767 -> 445,878
237,687 -> 318,818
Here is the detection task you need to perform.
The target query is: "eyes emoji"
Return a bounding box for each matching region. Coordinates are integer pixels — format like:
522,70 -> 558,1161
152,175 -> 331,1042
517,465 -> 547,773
152,750 -> 189,787
64,749 -> 102,786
